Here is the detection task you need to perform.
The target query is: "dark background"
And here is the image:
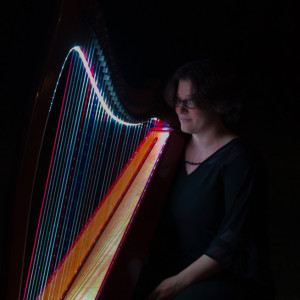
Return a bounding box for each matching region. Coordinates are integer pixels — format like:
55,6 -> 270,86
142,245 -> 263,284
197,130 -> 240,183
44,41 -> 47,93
1,0 -> 299,299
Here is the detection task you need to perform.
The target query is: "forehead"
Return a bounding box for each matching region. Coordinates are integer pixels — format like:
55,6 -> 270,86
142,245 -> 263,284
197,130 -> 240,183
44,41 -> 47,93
177,80 -> 193,98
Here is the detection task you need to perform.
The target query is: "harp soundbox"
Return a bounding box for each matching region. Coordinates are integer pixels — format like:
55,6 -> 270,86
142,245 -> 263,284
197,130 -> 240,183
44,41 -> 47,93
7,1 -> 185,299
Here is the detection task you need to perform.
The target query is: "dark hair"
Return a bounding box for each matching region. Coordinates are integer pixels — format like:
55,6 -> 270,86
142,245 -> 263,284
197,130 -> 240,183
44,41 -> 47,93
164,59 -> 243,124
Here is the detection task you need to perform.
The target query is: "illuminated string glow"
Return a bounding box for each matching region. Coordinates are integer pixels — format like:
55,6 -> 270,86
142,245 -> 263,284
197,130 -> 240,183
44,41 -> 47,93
70,46 -> 146,126
23,42 -> 160,300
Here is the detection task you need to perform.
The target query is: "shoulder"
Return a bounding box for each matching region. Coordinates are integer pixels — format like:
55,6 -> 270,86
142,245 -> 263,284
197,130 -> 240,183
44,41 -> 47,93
225,138 -> 257,163
223,138 -> 267,178
223,138 -> 266,175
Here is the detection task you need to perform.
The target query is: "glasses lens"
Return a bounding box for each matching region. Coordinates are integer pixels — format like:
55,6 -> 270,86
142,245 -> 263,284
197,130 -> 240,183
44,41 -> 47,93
175,99 -> 182,107
175,99 -> 197,108
186,100 -> 196,108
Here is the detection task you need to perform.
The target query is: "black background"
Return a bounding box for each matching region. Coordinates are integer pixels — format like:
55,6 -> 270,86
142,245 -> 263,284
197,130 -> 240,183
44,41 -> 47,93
1,0 -> 299,299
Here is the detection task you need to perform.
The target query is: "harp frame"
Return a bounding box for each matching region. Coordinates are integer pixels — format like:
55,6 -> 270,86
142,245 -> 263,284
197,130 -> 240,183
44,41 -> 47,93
7,0 -> 185,299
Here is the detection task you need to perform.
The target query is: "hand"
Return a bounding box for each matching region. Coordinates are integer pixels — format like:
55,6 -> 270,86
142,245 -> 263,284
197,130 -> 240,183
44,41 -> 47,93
148,274 -> 185,300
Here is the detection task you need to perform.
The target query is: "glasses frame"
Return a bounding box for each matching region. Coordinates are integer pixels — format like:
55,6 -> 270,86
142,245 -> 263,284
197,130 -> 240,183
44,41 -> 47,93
174,98 -> 198,109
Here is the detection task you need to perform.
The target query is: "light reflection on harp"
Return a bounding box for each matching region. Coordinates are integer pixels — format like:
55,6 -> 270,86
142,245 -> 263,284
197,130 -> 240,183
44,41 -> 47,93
8,1 -> 185,299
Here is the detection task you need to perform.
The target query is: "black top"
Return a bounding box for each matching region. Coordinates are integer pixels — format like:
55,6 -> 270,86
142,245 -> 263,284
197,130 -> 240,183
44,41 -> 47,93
146,138 -> 271,286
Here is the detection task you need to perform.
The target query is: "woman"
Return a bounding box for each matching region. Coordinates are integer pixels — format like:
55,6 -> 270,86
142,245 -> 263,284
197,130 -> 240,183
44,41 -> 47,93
134,59 -> 274,300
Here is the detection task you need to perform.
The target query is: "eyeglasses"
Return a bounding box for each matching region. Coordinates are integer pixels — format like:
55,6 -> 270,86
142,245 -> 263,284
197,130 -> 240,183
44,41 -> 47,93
174,98 -> 197,109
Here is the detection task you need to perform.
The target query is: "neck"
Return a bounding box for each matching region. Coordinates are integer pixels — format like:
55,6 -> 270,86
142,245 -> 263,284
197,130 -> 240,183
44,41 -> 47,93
191,121 -> 232,150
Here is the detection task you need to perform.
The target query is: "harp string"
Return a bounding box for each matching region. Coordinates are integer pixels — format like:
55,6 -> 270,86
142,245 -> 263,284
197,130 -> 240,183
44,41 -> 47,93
48,46 -> 113,272
29,48 -> 89,296
50,54 -> 94,275
23,40 -> 154,300
25,52 -> 79,300
48,50 -> 91,272
29,50 -> 84,300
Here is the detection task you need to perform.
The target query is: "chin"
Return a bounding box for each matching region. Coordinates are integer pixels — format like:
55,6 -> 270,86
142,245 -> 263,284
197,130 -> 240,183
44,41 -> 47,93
180,125 -> 193,134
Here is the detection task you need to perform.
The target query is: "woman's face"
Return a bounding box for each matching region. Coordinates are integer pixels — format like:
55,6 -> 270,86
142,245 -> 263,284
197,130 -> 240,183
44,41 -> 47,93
175,80 -> 219,135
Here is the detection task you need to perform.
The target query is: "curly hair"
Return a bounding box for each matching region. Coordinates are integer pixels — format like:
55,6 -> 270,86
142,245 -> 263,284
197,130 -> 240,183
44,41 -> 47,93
164,59 -> 243,124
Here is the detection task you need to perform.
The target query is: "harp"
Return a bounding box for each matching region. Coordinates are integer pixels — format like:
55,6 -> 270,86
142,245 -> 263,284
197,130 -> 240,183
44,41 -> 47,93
7,0 -> 184,299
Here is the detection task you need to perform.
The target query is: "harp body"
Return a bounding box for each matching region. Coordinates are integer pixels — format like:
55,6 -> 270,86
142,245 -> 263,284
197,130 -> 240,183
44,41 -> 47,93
7,1 -> 185,299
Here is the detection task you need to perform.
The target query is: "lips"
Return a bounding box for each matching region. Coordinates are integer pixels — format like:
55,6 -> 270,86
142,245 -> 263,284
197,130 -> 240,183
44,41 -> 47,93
179,118 -> 191,122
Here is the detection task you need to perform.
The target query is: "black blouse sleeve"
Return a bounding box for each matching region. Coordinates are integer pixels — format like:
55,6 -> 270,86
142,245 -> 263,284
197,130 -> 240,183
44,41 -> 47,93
204,145 -> 269,280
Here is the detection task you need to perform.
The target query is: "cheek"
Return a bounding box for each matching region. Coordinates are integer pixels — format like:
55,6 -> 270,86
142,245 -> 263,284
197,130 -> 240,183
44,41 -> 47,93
191,109 -> 209,119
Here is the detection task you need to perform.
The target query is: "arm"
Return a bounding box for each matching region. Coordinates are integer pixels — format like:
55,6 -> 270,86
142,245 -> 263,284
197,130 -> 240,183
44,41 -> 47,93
148,254 -> 221,300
